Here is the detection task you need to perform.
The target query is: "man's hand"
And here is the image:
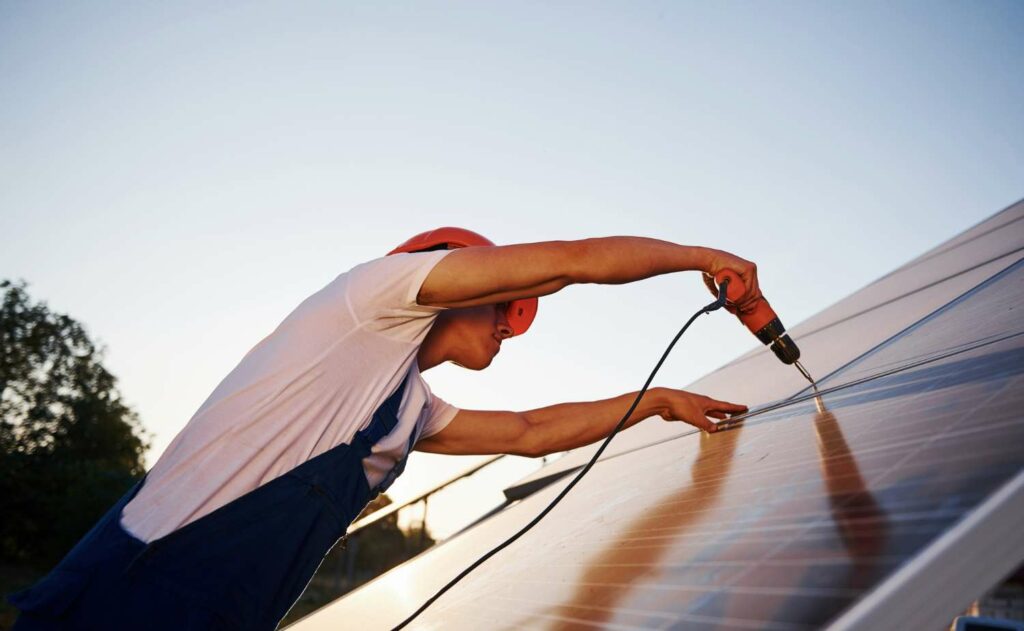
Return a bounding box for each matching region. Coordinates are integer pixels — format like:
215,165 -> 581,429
654,387 -> 748,434
700,248 -> 761,311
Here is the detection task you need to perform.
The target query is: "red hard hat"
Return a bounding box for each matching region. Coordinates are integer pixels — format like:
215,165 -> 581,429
387,227 -> 539,337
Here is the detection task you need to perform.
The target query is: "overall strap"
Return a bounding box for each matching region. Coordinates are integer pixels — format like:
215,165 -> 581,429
371,418 -> 422,495
352,376 -> 409,455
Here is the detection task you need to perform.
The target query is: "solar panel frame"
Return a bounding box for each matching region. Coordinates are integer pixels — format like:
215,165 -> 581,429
827,469 -> 1024,631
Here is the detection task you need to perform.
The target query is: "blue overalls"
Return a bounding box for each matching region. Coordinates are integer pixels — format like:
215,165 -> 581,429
9,378 -> 415,630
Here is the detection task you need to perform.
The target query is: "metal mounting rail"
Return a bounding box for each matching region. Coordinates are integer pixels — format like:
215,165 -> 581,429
346,455 -> 506,535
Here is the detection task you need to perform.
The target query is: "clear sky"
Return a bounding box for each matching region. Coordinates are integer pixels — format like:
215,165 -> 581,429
2,1 -> 1022,537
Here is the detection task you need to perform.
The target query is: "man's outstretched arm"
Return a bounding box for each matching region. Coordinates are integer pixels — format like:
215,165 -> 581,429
414,388 -> 747,457
416,237 -> 761,311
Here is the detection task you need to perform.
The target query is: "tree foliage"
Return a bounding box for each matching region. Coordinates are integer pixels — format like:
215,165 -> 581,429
0,280 -> 149,566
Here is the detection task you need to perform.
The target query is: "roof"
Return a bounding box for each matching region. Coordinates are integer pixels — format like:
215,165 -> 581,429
290,199 -> 1024,630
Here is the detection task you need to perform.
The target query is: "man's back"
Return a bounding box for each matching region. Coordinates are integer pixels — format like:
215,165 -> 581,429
120,250 -> 460,542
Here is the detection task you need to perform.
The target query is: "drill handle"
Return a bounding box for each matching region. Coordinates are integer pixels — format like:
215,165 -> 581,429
713,269 -> 779,335
713,269 -> 748,305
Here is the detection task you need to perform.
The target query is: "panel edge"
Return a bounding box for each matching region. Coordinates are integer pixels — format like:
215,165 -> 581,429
827,467 -> 1024,631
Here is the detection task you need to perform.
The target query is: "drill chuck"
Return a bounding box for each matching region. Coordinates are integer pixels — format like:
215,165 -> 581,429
753,317 -> 801,365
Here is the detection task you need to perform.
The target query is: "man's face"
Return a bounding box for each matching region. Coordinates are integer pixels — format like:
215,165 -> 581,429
443,302 -> 515,370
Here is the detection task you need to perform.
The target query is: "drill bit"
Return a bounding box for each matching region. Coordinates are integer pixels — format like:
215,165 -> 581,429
794,360 -> 819,393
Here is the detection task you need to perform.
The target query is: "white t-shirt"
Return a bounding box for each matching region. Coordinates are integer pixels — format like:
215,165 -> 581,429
121,250 -> 460,543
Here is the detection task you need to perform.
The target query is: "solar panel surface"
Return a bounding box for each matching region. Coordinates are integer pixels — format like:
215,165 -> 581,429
289,201 -> 1023,630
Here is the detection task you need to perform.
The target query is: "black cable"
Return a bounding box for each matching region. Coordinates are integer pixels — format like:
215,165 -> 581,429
392,282 -> 731,630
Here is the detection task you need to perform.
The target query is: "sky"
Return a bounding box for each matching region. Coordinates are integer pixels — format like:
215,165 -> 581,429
2,1 -> 1023,538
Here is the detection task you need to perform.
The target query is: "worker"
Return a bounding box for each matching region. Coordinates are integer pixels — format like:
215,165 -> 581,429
9,227 -> 755,630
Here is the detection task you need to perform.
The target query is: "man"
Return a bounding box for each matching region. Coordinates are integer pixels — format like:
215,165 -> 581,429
10,227 -> 755,630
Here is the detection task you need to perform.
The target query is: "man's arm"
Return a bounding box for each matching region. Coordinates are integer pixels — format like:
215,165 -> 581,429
414,388 -> 747,457
416,237 -> 761,310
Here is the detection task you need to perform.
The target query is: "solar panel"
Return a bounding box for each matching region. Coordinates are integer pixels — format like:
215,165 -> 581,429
288,202 -> 1024,630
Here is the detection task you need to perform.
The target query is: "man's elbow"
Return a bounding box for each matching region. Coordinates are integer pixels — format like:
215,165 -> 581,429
515,439 -> 549,459
514,419 -> 551,458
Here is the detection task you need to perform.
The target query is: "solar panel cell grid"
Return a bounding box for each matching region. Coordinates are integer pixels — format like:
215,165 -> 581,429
792,211 -> 1024,338
899,202 -> 1024,271
385,258 -> 1024,629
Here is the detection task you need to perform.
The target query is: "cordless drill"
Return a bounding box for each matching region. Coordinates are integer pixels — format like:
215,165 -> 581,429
711,269 -> 817,388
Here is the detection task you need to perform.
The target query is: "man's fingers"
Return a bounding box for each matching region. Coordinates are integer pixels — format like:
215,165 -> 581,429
695,417 -> 718,433
738,269 -> 760,308
663,390 -> 745,431
707,399 -> 748,414
736,286 -> 762,313
743,265 -> 759,298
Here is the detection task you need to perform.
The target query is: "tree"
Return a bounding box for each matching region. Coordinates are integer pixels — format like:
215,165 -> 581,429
0,280 -> 149,566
